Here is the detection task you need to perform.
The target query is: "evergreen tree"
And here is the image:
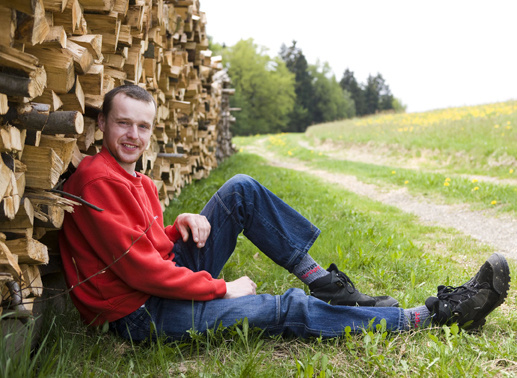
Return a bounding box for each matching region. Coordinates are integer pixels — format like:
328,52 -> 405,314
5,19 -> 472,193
279,41 -> 314,131
340,69 -> 366,116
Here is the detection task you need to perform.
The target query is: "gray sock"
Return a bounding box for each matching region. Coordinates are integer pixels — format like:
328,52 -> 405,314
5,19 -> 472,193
404,305 -> 433,330
292,254 -> 329,286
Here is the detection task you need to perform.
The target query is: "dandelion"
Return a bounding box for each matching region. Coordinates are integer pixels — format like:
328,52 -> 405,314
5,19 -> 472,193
502,133 -> 505,136
288,151 -> 292,156
310,150 -> 314,154
473,186 -> 479,191
472,179 -> 478,183
491,200 -> 497,205
510,169 -> 514,174
506,125 -> 512,129
445,177 -> 451,182
494,124 -> 500,128
404,180 -> 409,184
318,152 -> 322,156
392,171 -> 396,174
239,148 -> 243,153
444,182 -> 450,186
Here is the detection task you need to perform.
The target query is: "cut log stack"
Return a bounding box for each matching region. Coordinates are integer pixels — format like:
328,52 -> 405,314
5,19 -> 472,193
0,0 -> 235,319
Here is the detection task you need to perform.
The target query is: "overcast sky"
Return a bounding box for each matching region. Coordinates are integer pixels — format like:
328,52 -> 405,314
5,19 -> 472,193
201,1 -> 517,113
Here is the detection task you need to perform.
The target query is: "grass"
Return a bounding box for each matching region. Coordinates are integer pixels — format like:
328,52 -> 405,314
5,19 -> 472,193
304,100 -> 517,177
241,128 -> 517,215
3,150 -> 517,377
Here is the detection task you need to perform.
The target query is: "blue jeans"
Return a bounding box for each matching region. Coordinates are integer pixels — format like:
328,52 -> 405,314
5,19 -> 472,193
110,174 -> 405,340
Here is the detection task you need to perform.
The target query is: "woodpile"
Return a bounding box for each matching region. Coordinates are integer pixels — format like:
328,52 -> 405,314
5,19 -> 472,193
0,0 -> 235,320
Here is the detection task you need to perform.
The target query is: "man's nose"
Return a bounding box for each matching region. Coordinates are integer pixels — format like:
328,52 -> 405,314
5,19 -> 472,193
126,124 -> 138,138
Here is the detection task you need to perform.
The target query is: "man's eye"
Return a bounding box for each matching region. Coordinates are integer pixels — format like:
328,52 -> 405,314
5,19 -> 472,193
139,124 -> 150,129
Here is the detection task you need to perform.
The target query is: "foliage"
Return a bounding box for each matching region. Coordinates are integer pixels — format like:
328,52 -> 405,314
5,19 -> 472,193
309,62 -> 356,124
222,39 -> 295,135
340,70 -> 398,116
279,41 -> 315,131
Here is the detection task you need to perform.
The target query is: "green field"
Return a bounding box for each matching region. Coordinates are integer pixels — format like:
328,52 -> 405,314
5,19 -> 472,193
3,102 -> 517,377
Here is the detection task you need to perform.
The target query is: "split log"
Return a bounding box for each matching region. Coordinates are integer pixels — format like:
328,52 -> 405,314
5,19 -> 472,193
0,6 -> 16,48
38,135 -> 76,173
75,116 -> 95,151
20,145 -> 63,189
79,64 -> 104,96
0,197 -> 34,229
5,235 -> 48,264
66,40 -> 93,75
42,0 -> 66,12
69,35 -> 103,61
0,94 -> 7,115
0,238 -> 21,279
32,89 -> 63,111
41,26 -> 67,48
0,125 -> 23,153
60,76 -> 85,113
15,7 -> 50,46
24,47 -> 75,94
33,204 -> 64,229
20,264 -> 42,296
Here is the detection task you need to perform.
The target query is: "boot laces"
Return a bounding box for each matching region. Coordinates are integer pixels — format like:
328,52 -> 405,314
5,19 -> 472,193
335,272 -> 356,292
437,281 -> 489,306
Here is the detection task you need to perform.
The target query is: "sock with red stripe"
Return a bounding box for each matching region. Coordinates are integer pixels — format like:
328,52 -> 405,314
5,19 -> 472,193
292,254 -> 329,286
404,305 -> 433,329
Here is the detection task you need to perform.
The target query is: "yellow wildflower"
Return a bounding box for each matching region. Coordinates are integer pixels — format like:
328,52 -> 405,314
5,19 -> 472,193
310,150 -> 314,154
288,151 -> 292,156
318,152 -> 322,156
404,180 -> 409,184
444,182 -> 450,186
473,187 -> 479,191
494,124 -> 500,128
491,200 -> 497,205
510,169 -> 514,174
445,177 -> 451,182
472,179 -> 478,183
392,171 -> 396,174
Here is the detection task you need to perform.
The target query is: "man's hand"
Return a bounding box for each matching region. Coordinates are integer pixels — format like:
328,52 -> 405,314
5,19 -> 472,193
174,213 -> 211,248
223,276 -> 257,299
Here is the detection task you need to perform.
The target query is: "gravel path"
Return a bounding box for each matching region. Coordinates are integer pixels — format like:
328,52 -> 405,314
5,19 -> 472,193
246,141 -> 517,261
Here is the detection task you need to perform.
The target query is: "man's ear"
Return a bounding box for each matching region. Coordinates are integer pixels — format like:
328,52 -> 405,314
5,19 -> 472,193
98,112 -> 106,132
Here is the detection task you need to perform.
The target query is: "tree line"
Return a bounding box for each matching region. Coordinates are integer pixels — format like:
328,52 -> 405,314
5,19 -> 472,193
211,39 -> 405,136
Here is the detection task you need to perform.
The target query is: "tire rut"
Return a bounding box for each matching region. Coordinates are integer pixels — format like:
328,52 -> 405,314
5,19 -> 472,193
244,141 -> 517,261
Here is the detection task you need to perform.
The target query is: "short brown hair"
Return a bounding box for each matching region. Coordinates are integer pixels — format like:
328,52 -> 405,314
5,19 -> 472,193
101,85 -> 156,118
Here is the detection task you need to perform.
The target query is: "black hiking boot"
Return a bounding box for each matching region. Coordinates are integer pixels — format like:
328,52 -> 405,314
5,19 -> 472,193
425,253 -> 511,330
309,263 -> 399,307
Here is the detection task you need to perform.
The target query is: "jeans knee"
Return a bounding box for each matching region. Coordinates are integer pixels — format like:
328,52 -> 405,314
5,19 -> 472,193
225,174 -> 259,194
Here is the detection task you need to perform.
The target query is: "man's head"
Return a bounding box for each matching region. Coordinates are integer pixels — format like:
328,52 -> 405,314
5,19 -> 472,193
98,85 -> 157,175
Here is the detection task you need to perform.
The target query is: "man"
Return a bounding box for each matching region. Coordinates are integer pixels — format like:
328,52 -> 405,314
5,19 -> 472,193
59,85 -> 511,341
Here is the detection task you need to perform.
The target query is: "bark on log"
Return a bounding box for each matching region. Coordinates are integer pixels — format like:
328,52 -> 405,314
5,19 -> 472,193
43,111 -> 83,135
0,103 -> 50,131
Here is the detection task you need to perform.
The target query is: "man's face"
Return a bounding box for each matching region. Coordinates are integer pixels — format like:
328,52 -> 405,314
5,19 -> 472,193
98,93 -> 156,175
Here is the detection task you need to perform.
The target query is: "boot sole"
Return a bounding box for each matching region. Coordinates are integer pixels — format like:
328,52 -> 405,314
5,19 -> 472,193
487,253 -> 511,306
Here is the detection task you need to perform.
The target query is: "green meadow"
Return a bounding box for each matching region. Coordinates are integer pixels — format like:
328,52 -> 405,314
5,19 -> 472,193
3,102 -> 517,377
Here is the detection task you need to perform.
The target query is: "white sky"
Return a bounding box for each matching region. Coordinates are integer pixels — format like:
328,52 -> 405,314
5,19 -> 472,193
201,0 -> 517,113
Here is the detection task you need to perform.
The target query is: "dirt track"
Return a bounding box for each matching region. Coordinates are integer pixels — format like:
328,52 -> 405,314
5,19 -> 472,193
245,140 -> 517,261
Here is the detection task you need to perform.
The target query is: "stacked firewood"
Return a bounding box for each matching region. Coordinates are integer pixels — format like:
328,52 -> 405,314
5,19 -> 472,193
0,0 -> 234,319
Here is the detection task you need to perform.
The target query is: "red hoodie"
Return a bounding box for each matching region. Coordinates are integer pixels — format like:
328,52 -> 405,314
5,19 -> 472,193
58,148 -> 227,325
